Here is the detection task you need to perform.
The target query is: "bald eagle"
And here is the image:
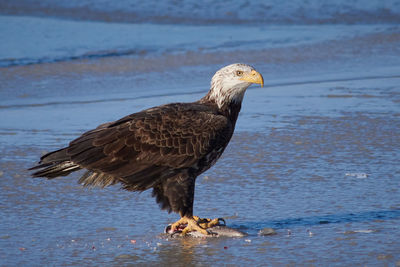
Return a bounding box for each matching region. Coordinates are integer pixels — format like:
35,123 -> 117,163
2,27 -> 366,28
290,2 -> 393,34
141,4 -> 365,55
30,63 -> 264,235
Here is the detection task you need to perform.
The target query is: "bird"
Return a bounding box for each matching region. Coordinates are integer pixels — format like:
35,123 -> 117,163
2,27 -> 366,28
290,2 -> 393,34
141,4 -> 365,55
30,63 -> 264,235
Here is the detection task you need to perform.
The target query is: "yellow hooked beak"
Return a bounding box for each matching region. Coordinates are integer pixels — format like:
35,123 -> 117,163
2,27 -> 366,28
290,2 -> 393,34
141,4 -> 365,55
239,70 -> 264,87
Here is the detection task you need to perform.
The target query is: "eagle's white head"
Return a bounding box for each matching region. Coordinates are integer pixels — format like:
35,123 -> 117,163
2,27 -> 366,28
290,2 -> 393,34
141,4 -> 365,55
206,63 -> 264,109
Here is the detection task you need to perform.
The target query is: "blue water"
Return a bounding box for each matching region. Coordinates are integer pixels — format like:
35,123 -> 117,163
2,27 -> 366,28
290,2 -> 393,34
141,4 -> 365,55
2,0 -> 400,24
1,16 -> 395,67
1,1 -> 400,266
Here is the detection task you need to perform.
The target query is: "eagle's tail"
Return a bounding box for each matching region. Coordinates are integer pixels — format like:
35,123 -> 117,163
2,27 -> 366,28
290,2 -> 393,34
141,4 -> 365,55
29,148 -> 81,178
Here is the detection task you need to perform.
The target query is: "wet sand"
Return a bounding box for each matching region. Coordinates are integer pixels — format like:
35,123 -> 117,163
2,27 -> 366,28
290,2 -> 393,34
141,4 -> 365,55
1,14 -> 400,266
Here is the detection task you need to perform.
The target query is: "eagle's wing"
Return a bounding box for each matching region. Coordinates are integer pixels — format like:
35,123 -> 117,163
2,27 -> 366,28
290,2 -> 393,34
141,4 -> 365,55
64,103 -> 231,190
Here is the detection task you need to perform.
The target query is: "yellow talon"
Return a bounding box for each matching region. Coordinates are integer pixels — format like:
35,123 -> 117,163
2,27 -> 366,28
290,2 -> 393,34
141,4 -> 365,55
169,216 -> 225,236
194,216 -> 223,229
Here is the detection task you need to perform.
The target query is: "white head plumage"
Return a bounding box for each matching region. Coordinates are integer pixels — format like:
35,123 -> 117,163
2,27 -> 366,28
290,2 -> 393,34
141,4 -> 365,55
208,63 -> 264,109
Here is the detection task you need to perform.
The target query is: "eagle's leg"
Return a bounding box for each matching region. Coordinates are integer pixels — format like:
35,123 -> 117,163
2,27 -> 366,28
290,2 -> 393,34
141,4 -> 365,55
155,173 -> 224,235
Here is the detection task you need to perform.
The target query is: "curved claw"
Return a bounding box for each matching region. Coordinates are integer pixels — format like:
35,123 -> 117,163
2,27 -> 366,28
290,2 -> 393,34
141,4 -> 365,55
217,218 -> 226,226
196,217 -> 226,229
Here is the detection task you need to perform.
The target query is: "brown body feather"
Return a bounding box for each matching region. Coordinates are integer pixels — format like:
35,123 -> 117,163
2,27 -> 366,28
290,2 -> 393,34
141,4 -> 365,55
31,101 -> 239,216
30,63 -> 263,218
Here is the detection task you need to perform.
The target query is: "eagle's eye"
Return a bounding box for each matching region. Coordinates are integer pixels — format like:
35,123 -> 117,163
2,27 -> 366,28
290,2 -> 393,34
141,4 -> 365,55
236,70 -> 243,76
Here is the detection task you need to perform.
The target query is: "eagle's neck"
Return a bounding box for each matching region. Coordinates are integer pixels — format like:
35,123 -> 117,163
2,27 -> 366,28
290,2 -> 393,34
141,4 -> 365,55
199,88 -> 243,126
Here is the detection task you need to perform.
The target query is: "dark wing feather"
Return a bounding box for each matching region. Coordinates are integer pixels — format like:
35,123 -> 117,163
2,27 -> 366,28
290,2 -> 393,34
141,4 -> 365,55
66,103 -> 231,191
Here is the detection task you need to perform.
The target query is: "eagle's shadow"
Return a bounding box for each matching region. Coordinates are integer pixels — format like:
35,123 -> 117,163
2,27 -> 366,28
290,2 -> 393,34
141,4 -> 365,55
230,209 -> 400,230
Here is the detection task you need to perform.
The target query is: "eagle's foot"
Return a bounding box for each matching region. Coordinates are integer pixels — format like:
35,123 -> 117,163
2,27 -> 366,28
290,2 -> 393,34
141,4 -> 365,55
169,216 -> 225,236
193,216 -> 226,229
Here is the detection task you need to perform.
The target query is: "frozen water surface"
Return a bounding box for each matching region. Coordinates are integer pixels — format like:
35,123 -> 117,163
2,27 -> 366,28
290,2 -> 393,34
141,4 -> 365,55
1,1 -> 400,266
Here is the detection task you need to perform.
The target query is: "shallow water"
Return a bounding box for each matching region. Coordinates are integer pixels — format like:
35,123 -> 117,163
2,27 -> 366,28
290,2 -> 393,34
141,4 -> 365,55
1,2 -> 400,266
